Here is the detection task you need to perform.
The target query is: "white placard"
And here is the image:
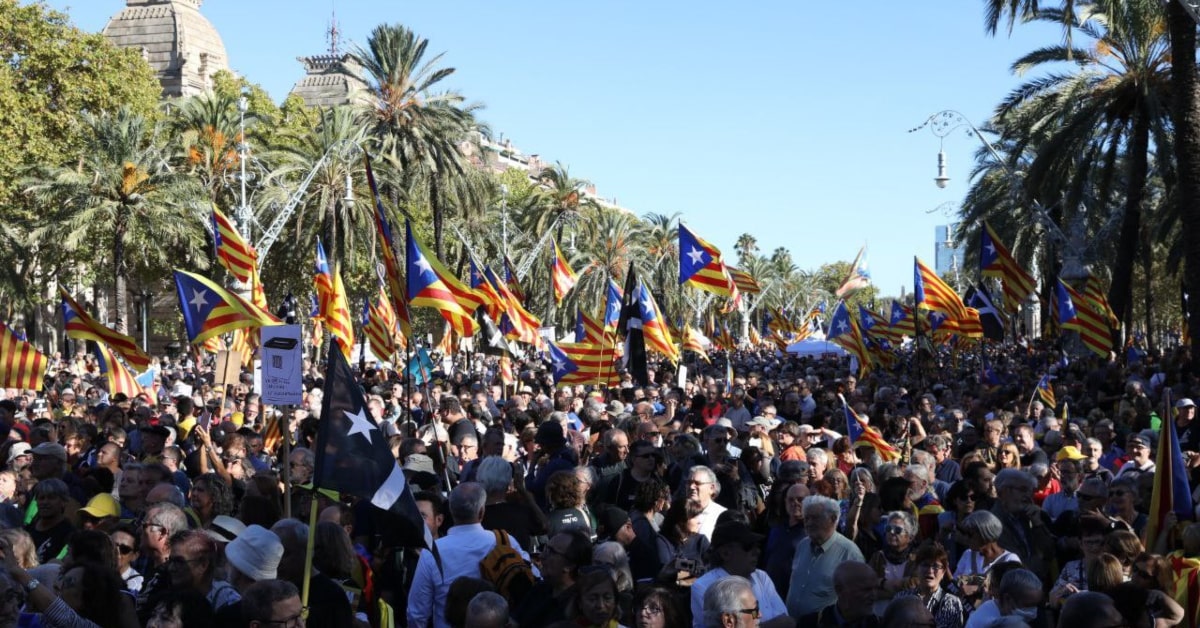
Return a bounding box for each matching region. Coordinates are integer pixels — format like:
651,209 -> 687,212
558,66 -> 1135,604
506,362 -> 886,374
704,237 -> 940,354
260,325 -> 303,405
677,365 -> 687,389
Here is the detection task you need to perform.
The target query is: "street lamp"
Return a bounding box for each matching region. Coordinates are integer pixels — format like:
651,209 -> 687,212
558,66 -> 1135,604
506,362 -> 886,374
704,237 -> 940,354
935,149 -> 950,188
236,94 -> 251,239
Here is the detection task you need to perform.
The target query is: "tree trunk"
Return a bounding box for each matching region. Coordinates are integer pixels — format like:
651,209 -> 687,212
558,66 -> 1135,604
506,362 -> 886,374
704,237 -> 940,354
113,218 -> 129,336
430,177 -> 444,261
1107,108 -> 1151,350
1142,236 -> 1154,354
1169,2 -> 1200,365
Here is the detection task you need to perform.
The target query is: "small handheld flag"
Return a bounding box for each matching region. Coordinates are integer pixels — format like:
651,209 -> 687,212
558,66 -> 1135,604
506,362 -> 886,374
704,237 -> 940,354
842,397 -> 900,462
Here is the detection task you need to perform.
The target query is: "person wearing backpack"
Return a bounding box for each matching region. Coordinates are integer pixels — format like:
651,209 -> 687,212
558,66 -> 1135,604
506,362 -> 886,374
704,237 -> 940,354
407,482 -> 538,628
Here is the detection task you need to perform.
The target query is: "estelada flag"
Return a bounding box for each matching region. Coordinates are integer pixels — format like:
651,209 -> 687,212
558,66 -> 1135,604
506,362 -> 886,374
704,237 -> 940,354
0,323 -> 47,390
173,270 -> 281,345
313,340 -> 430,549
60,288 -> 151,372
551,239 -> 579,305
843,398 -> 899,462
212,205 -> 258,284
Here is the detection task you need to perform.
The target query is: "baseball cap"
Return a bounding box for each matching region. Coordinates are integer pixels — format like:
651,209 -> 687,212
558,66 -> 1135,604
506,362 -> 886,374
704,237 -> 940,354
30,442 -> 66,462
1177,398 -> 1196,409
6,443 -> 30,465
1055,446 -> 1088,461
78,493 -> 120,519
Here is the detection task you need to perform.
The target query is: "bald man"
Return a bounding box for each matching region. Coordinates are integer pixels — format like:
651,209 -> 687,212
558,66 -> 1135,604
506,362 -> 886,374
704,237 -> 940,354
800,561 -> 880,627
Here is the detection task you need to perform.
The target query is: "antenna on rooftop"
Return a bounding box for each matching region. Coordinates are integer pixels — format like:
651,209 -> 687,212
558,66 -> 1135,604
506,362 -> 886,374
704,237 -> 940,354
326,0 -> 341,56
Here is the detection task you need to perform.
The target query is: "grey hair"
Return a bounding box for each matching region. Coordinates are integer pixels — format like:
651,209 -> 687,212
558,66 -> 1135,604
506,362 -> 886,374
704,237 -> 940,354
689,466 -> 720,497
242,579 -> 300,624
271,518 -> 310,552
592,542 -> 633,592
454,432 -> 478,447
998,568 -> 1043,599
849,467 -> 876,492
448,482 -> 487,524
146,502 -> 189,538
904,463 -> 930,484
885,510 -> 918,537
909,450 -> 936,473
291,447 -> 315,467
1085,437 -> 1103,451
475,456 -> 514,496
806,448 -> 828,465
702,575 -> 753,628
802,495 -> 840,526
994,468 -> 1036,492
601,428 -> 628,449
548,411 -> 570,427
960,510 -> 1004,543
465,591 -> 509,625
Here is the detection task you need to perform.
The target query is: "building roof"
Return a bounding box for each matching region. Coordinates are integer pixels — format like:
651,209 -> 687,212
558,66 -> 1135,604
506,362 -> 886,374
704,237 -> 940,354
102,0 -> 229,98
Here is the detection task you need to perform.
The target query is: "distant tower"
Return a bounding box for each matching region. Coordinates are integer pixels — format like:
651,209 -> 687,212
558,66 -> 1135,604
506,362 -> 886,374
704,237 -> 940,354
102,0 -> 230,98
935,224 -> 966,277
288,8 -> 368,108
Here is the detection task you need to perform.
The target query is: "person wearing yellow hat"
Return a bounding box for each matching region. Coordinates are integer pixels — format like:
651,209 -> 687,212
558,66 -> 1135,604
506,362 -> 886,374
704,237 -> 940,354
1043,456 -> 1085,522
78,493 -> 120,532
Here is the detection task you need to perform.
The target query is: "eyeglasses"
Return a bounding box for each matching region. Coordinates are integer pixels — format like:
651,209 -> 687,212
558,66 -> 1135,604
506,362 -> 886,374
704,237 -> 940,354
688,480 -> 713,487
260,612 -> 306,627
885,525 -> 907,536
919,562 -> 945,573
639,604 -> 664,616
166,556 -> 204,567
115,543 -> 136,555
735,604 -> 761,619
142,523 -> 165,535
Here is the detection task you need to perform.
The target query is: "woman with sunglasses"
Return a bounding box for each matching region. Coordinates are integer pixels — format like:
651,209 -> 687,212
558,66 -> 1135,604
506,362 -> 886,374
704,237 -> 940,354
936,482 -> 976,566
873,511 -> 919,615
110,522 -> 143,594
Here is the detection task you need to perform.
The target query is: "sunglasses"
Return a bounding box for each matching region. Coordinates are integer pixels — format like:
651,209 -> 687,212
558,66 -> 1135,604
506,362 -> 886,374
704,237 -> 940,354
115,543 -> 136,556
885,525 -> 907,535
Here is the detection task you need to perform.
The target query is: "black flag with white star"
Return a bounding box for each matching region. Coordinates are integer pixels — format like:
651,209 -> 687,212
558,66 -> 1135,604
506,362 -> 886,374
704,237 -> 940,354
965,283 -> 1005,341
474,307 -> 513,357
616,262 -> 649,386
314,340 -> 430,548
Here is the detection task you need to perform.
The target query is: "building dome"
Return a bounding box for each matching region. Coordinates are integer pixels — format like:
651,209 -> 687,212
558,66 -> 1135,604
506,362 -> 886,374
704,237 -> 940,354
102,0 -> 230,98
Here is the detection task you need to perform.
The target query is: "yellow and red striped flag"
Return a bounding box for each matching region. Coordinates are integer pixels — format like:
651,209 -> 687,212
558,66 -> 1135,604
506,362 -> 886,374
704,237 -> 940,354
577,310 -> 613,346
92,343 -> 143,398
364,155 -> 413,340
0,323 -> 47,390
172,270 -> 280,346
551,239 -> 579,305
1084,272 -> 1119,328
314,239 -> 354,360
843,399 -> 900,462
212,205 -> 258,284
547,341 -> 621,387
914,257 -> 969,321
228,328 -> 254,367
498,355 -> 515,387
405,222 -> 477,338
365,284 -> 403,361
60,288 -> 152,372
727,266 -> 762,294
682,325 -> 710,362
980,222 -> 1036,312
1057,279 -> 1113,358
484,266 -> 542,347
679,223 -> 739,306
197,335 -> 224,354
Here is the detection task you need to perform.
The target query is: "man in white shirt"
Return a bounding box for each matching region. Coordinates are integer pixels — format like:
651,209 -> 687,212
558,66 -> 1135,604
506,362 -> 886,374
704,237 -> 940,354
687,465 -> 726,541
690,521 -> 794,628
406,482 -> 535,628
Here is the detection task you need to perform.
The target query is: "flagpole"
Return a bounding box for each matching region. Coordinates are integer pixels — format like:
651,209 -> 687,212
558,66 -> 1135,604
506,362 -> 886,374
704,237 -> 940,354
280,405 -> 293,520
300,497 -> 319,618
1025,379 -> 1041,419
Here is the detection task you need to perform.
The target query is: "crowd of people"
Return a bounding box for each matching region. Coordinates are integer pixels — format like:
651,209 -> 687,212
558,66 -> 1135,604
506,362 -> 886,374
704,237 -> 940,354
0,337 -> 1195,628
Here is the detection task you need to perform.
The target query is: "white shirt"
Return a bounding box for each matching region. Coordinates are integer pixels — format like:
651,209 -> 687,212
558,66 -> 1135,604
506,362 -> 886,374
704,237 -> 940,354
690,568 -> 788,628
694,500 -> 727,542
406,523 -> 534,628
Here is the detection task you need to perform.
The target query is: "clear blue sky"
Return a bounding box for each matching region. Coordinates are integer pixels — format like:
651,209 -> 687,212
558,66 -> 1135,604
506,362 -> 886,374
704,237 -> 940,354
44,1 -> 1062,297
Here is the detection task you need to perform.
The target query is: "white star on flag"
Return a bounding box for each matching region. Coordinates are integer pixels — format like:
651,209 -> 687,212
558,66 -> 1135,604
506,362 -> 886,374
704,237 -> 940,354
189,289 -> 209,312
687,247 -> 705,265
415,257 -> 434,275
344,407 -> 376,444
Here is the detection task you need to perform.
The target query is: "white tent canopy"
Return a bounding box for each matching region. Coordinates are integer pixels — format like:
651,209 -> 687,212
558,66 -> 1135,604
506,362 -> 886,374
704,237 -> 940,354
785,338 -> 848,358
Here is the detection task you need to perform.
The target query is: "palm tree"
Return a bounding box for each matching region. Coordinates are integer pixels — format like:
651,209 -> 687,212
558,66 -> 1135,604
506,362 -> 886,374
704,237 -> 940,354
168,91 -> 244,204
262,106 -> 369,280
984,1 -> 1172,336
25,107 -> 206,334
734,233 -> 759,265
352,23 -> 482,259
983,0 -> 1200,353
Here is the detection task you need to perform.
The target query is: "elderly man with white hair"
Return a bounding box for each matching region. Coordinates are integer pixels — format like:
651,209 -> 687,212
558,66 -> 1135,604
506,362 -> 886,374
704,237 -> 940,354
702,575 -> 760,628
785,495 -> 864,618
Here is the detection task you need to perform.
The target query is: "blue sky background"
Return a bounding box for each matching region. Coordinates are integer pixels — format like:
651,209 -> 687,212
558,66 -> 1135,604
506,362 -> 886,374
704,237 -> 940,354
44,1 -> 1063,297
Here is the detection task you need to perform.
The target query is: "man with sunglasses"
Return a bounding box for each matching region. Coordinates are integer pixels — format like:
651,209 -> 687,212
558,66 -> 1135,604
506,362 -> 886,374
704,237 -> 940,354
691,520 -> 793,628
605,439 -> 662,511
702,575 -> 761,628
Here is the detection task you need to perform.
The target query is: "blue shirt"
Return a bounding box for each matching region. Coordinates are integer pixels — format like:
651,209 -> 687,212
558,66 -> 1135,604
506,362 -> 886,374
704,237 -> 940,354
786,532 -> 864,618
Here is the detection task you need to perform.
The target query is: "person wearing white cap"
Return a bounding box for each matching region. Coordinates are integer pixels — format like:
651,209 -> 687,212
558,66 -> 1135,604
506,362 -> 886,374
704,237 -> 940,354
223,524 -> 283,592
1174,397 -> 1200,453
